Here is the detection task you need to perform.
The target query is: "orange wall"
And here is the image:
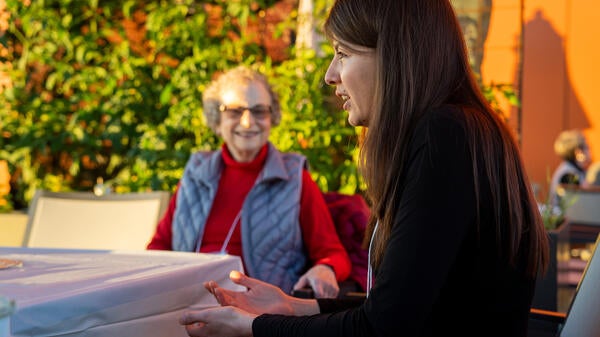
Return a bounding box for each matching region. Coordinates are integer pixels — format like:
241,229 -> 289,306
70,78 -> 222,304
483,0 -> 600,199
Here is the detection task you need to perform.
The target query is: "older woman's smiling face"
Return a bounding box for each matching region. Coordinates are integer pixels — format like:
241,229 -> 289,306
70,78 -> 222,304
324,39 -> 377,127
216,80 -> 272,163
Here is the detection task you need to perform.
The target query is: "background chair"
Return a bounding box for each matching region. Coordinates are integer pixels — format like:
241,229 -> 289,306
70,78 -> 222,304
563,187 -> 600,246
528,233 -> 600,337
22,190 -> 170,250
322,191 -> 370,295
292,192 -> 370,299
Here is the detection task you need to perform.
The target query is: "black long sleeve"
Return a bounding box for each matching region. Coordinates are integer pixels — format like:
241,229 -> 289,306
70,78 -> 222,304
253,105 -> 535,337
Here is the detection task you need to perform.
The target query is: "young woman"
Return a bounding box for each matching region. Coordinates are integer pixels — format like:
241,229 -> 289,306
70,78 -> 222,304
178,1 -> 549,336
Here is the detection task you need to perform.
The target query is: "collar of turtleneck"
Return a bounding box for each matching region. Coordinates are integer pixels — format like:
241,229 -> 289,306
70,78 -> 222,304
221,143 -> 268,171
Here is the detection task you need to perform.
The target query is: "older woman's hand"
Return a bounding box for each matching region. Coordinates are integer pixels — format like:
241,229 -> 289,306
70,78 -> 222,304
292,264 -> 339,298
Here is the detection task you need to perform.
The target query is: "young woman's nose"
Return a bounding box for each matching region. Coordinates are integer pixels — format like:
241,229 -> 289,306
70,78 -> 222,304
324,59 -> 340,85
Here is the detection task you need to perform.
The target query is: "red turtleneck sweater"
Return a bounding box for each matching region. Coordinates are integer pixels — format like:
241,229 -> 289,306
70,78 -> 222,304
147,144 -> 351,282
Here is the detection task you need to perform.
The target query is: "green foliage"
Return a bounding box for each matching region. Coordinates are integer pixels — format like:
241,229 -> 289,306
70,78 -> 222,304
481,81 -> 520,120
0,0 -> 361,209
0,0 -> 516,210
539,199 -> 567,231
0,194 -> 13,213
539,194 -> 576,231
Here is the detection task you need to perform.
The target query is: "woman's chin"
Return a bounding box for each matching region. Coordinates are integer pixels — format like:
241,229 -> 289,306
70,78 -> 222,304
348,116 -> 368,127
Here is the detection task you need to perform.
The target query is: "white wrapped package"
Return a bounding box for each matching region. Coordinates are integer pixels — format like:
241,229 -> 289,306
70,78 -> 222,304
0,247 -> 244,337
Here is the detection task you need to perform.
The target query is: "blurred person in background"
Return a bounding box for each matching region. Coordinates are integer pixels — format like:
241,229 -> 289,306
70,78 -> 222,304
549,129 -> 592,207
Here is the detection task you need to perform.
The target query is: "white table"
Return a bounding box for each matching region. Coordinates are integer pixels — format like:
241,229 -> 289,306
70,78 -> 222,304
0,247 -> 244,337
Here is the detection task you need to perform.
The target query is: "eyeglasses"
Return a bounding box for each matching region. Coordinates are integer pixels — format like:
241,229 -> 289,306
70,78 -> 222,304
219,104 -> 272,120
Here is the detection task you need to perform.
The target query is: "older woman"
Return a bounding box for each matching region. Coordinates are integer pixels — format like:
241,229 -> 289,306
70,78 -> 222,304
147,66 -> 351,298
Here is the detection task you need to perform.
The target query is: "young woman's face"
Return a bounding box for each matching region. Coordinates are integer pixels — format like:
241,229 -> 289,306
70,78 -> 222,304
324,39 -> 376,127
216,80 -> 272,162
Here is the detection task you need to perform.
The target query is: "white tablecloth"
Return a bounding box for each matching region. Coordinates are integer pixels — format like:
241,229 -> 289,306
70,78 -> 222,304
0,247 -> 244,337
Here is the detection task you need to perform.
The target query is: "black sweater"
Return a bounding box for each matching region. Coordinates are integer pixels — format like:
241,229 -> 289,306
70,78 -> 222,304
254,105 -> 535,337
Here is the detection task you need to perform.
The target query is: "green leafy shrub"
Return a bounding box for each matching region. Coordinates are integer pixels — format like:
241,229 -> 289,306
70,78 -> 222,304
0,0 -> 361,210
0,0 -> 516,210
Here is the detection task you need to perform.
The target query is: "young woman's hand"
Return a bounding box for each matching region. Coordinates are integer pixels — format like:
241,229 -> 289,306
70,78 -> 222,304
204,270 -> 320,316
180,306 -> 256,337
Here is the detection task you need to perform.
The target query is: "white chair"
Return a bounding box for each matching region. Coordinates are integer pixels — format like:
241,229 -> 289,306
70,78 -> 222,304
22,190 -> 170,250
564,186 -> 600,248
529,233 -> 600,336
564,187 -> 600,226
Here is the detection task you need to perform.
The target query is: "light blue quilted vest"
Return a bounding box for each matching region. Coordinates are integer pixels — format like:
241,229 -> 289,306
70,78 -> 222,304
172,143 -> 307,293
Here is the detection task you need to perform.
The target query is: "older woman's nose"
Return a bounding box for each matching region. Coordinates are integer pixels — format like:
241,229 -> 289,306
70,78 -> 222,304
240,109 -> 252,128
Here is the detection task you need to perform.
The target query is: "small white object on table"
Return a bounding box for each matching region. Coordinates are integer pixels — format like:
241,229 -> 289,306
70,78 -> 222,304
0,295 -> 15,337
0,247 -> 243,337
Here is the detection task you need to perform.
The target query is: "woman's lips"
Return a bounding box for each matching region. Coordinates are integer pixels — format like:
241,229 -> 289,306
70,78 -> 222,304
234,130 -> 260,138
341,94 -> 350,110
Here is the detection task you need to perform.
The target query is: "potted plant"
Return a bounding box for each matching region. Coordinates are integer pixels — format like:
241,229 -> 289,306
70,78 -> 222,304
532,184 -> 576,312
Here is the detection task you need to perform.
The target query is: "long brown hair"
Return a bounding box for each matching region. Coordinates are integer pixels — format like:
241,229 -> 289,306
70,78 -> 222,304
324,0 -> 548,277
